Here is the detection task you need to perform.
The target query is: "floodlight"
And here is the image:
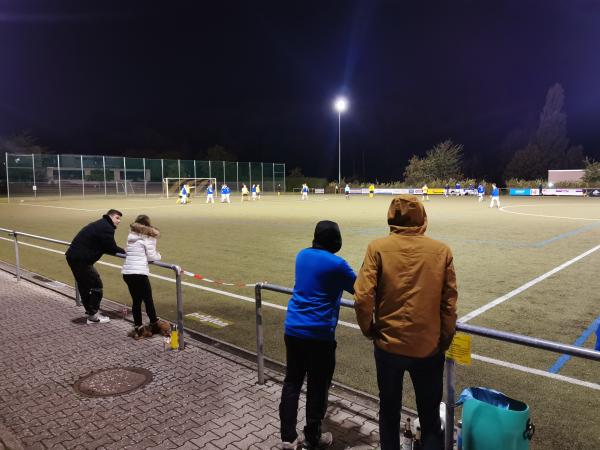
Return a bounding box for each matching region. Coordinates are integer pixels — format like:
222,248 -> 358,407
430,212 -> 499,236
334,97 -> 348,113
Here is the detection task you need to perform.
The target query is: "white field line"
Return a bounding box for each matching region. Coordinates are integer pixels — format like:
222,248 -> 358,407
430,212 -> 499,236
0,236 -> 359,329
18,203 -> 184,212
4,236 -> 600,389
459,243 -> 600,323
500,204 -> 600,221
472,354 -> 600,391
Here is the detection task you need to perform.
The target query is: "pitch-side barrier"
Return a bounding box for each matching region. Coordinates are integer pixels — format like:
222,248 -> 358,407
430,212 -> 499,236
254,282 -> 600,450
0,227 -> 185,350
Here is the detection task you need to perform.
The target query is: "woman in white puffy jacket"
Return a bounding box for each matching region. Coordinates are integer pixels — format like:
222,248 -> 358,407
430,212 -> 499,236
122,215 -> 162,338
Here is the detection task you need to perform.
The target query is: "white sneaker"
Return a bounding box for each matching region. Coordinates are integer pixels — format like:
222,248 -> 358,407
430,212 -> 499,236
281,433 -> 304,449
87,313 -> 110,324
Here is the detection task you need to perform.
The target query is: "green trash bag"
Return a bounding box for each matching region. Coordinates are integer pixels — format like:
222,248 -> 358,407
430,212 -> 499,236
457,387 -> 535,450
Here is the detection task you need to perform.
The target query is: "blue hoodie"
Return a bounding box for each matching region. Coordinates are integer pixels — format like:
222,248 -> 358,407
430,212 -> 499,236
285,247 -> 356,341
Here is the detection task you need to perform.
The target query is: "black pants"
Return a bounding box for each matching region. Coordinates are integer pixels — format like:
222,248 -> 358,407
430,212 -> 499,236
374,346 -> 445,450
123,274 -> 158,327
279,334 -> 336,445
66,257 -> 103,316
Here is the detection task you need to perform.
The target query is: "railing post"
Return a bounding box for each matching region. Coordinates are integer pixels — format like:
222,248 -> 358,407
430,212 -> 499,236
255,283 -> 265,385
12,232 -> 20,282
444,357 -> 456,450
175,266 -> 185,351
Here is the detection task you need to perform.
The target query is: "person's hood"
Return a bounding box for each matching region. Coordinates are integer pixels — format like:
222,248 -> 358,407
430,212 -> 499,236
311,220 -> 342,253
387,195 -> 428,235
102,214 -> 116,229
129,222 -> 160,238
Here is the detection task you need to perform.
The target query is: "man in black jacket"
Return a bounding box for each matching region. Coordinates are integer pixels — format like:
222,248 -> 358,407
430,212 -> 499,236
66,209 -> 125,324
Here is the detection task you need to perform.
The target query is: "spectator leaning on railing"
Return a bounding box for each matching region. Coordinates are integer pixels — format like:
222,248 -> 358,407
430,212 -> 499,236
279,220 -> 356,450
354,195 -> 458,450
65,209 -> 125,324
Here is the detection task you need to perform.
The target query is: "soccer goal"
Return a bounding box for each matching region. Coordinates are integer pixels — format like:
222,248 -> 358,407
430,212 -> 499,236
115,181 -> 136,195
163,178 -> 217,199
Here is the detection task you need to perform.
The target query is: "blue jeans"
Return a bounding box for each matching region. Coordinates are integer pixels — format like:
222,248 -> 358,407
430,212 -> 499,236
374,346 -> 445,450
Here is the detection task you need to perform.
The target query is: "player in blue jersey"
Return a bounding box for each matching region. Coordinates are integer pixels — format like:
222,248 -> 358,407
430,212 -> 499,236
251,184 -> 257,201
220,184 -> 231,203
301,183 -> 309,200
477,183 -> 485,202
206,183 -> 215,204
489,183 -> 500,208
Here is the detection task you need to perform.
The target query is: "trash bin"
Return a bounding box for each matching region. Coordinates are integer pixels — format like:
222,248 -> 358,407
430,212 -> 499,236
457,387 -> 534,450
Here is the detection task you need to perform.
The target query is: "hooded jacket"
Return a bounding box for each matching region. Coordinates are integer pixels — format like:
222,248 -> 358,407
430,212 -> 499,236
284,221 -> 356,341
65,215 -> 125,264
354,195 -> 458,357
121,223 -> 161,275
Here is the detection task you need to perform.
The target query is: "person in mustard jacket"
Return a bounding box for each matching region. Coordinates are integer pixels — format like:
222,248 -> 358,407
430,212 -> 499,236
354,194 -> 458,450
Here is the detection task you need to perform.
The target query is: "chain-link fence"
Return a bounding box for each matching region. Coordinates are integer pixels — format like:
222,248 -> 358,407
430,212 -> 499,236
0,153 -> 286,200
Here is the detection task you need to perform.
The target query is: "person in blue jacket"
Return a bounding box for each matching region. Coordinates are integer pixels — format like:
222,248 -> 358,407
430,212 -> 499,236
279,220 -> 356,450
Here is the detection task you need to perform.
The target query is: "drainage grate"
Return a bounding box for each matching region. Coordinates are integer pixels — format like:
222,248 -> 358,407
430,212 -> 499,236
73,367 -> 153,397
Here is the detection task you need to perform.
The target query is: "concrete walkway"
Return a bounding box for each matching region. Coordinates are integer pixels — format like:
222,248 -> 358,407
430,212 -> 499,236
0,268 -> 381,450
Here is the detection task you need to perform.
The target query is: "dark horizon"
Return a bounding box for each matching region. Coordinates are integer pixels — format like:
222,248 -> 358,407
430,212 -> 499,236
1,0 -> 600,182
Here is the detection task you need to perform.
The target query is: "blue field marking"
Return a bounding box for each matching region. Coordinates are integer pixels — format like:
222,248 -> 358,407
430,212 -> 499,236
532,221 -> 600,248
548,315 -> 600,374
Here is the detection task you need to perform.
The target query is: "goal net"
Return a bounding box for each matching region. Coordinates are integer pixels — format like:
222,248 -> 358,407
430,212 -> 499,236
163,178 -> 217,199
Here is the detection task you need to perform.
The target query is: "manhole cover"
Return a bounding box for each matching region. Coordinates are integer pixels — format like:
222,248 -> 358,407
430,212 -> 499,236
74,367 -> 153,397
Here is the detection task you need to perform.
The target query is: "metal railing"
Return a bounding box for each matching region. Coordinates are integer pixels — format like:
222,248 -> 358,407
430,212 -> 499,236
0,227 -> 185,350
254,282 -> 600,450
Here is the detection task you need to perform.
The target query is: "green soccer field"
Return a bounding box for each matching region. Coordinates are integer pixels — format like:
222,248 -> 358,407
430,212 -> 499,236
1,193 -> 599,449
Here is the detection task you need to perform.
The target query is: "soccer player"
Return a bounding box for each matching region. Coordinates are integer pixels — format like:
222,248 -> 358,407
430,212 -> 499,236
220,183 -> 231,203
277,184 -> 282,196
344,184 -> 350,199
477,183 -> 485,202
455,181 -> 461,196
444,183 -> 449,198
178,184 -> 189,204
256,184 -> 261,200
241,184 -> 249,201
251,184 -> 257,200
301,183 -> 309,200
421,183 -> 429,201
490,183 -> 500,208
206,183 -> 215,204
369,183 -> 375,198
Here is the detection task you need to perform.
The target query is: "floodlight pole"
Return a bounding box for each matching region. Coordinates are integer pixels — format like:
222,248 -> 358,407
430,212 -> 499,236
338,111 -> 341,187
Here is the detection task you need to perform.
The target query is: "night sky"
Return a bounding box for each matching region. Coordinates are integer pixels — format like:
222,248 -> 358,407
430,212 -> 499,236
1,0 -> 600,181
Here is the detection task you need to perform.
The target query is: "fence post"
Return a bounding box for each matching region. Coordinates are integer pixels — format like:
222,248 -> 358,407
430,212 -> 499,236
223,161 -> 226,186
236,161 -> 239,191
12,232 -> 20,281
102,156 -> 107,196
272,162 -> 275,193
32,153 -> 37,198
143,158 -> 147,197
175,266 -> 185,351
261,162 -> 264,190
57,154 -> 62,198
80,155 -> 85,199
249,161 -> 251,187
444,358 -> 456,450
5,152 -> 10,203
255,283 -> 265,385
123,157 -> 128,196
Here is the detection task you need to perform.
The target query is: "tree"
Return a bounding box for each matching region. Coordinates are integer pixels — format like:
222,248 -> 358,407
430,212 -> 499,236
205,145 -> 236,161
289,167 -> 304,177
0,132 -> 46,154
582,158 -> 600,185
505,83 -> 584,180
403,140 -> 463,185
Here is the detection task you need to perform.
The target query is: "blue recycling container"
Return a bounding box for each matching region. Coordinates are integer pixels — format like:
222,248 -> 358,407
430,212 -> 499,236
457,387 -> 534,450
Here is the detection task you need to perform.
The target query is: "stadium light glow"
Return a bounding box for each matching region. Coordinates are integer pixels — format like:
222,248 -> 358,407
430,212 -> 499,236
333,96 -> 348,187
548,182 -> 554,188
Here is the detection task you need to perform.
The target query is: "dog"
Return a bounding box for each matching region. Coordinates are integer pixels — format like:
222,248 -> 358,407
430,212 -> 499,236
128,319 -> 171,340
